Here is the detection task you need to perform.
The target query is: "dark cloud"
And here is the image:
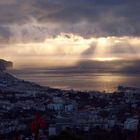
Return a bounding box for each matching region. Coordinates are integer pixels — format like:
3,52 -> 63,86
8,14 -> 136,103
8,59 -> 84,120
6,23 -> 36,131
111,42 -> 137,54
49,60 -> 140,74
81,42 -> 97,57
0,26 -> 12,43
0,0 -> 139,42
36,0 -> 140,37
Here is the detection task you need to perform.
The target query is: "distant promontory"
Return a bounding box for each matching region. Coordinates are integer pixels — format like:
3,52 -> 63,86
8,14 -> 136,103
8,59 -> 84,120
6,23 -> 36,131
0,59 -> 13,71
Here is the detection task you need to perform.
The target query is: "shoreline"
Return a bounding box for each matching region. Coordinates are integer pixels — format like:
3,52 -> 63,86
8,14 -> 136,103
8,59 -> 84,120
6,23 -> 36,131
1,71 -> 140,95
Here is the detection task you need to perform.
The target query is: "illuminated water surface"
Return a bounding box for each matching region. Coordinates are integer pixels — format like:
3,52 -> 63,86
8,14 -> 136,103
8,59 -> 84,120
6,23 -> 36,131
9,69 -> 140,92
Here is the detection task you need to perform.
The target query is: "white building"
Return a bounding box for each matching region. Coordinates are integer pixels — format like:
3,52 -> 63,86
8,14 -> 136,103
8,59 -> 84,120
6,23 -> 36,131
124,118 -> 138,130
65,104 -> 75,112
48,126 -> 56,136
47,103 -> 64,111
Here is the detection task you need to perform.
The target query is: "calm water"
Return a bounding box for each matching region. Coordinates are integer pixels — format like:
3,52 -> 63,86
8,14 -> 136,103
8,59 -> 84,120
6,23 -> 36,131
9,69 -> 140,92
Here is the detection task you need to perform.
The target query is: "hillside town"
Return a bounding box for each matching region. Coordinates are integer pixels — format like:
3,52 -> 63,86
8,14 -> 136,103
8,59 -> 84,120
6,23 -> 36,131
0,72 -> 140,140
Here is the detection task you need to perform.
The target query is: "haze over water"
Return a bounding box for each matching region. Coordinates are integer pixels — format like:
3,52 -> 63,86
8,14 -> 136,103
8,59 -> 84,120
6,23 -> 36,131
9,66 -> 140,92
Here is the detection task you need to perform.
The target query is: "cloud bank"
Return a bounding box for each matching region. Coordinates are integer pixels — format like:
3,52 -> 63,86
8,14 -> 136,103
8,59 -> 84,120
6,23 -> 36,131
0,0 -> 139,68
0,0 -> 139,43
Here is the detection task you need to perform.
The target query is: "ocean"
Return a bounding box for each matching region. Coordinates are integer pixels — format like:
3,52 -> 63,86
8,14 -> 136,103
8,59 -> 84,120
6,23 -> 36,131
8,68 -> 140,92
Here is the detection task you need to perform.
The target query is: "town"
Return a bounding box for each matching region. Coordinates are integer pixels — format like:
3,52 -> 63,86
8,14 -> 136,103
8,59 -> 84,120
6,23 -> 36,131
0,72 -> 139,140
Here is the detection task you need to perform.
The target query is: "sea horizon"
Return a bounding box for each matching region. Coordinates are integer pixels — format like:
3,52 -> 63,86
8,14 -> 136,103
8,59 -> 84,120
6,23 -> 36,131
8,67 -> 140,93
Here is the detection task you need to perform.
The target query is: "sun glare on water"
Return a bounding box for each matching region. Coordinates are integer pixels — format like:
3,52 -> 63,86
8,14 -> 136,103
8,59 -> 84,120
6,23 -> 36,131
94,57 -> 119,61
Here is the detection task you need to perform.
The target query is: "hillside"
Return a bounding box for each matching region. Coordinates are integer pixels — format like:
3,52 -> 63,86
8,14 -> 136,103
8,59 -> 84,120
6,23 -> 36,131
0,72 -> 50,95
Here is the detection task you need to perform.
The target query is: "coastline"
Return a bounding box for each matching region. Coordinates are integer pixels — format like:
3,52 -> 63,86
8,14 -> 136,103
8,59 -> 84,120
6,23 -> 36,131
8,68 -> 140,93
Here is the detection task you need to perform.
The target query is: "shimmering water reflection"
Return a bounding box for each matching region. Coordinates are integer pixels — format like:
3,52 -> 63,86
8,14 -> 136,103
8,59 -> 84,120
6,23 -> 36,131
9,69 -> 140,92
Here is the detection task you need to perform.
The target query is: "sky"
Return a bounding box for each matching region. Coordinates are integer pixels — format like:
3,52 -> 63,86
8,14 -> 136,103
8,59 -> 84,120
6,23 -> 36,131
0,0 -> 140,68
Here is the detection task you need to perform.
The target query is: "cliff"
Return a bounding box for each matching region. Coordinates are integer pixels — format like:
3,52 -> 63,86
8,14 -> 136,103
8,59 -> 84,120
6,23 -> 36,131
0,59 -> 13,71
